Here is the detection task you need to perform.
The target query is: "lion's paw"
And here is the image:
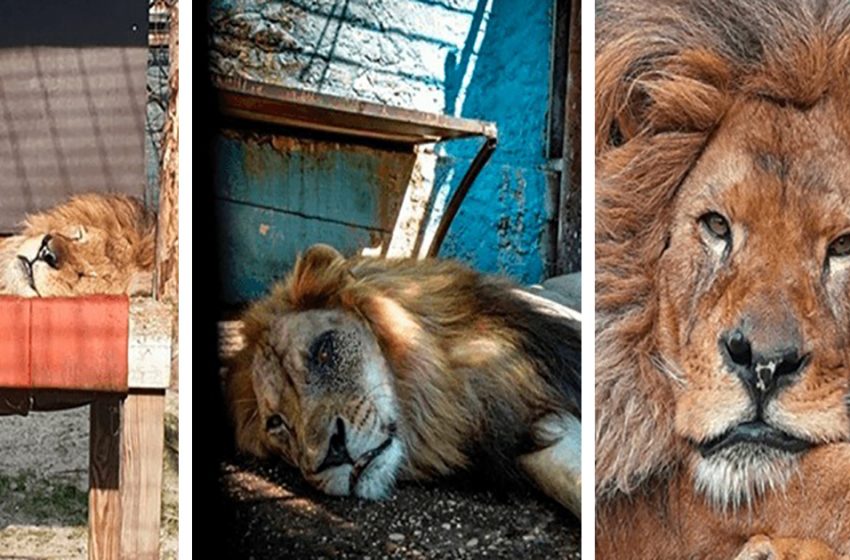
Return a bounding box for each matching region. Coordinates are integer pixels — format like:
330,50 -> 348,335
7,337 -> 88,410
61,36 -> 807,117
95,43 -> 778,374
735,535 -> 846,560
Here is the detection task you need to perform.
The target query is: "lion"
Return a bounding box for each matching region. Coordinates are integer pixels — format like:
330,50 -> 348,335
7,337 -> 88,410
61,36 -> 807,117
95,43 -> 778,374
225,244 -> 582,515
0,194 -> 155,297
596,0 -> 850,557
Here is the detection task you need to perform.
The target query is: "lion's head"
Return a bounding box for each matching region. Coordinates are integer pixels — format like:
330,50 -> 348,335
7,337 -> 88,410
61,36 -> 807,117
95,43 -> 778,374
596,0 -> 850,510
228,245 -> 579,501
0,194 -> 155,297
230,245 -> 403,499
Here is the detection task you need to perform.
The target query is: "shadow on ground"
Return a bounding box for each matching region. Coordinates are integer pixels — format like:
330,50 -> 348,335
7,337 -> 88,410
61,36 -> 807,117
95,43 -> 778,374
221,456 -> 580,559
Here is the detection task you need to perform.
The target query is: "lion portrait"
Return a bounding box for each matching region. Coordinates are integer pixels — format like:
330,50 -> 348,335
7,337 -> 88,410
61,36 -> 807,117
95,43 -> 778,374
0,194 -> 155,297
225,244 -> 581,514
596,0 -> 850,557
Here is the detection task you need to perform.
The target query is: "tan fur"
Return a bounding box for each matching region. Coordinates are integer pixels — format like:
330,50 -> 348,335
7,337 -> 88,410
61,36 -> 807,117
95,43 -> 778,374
0,194 -> 155,297
226,244 -> 579,503
597,0 -> 850,556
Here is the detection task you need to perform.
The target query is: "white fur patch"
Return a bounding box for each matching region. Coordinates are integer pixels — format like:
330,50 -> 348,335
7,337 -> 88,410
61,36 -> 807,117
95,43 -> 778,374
520,413 -> 581,516
352,439 -> 405,500
693,446 -> 798,512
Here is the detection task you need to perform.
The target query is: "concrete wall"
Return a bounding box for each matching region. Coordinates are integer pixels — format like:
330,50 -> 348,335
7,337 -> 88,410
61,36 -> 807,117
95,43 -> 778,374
209,0 -> 557,298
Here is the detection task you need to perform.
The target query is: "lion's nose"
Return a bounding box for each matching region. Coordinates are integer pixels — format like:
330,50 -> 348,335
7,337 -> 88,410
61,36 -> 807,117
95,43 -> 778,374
315,417 -> 352,473
722,328 -> 809,401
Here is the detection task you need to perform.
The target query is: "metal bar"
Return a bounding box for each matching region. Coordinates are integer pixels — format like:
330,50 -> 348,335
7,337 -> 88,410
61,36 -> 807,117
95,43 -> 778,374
425,136 -> 498,258
215,76 -> 497,145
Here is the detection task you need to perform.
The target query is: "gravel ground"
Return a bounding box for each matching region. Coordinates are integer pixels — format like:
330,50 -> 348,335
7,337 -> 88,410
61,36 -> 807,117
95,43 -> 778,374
221,457 -> 580,560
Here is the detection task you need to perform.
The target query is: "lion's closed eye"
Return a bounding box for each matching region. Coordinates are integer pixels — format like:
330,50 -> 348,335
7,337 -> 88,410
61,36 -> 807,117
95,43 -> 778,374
828,233 -> 850,259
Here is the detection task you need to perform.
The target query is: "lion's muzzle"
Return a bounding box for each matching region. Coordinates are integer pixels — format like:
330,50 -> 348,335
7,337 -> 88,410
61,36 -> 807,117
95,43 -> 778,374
698,420 -> 813,457
720,321 -> 810,408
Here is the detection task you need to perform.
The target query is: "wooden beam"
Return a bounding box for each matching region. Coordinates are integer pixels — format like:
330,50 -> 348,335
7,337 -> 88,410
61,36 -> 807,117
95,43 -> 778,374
89,397 -> 122,560
154,0 -> 179,307
556,0 -> 582,275
128,299 -> 173,389
119,390 -> 166,560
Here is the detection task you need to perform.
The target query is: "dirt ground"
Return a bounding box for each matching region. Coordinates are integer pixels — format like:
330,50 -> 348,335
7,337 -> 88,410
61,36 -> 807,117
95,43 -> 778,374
220,457 -> 580,560
0,391 -> 179,559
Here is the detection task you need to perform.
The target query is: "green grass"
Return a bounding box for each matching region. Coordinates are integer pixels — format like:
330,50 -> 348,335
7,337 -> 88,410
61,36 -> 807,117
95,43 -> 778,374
0,470 -> 87,525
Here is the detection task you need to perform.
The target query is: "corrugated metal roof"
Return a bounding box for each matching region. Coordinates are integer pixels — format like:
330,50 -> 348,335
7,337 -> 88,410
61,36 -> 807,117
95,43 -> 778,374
0,46 -> 146,231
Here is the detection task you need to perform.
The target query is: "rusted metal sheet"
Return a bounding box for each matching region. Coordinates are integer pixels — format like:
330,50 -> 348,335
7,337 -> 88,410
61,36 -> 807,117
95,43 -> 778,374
214,130 -> 410,232
216,198 -> 390,304
214,76 -> 497,145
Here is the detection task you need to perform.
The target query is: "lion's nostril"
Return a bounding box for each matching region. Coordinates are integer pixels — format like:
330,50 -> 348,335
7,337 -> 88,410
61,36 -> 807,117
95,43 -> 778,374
724,329 -> 752,367
768,351 -> 807,379
315,417 -> 352,473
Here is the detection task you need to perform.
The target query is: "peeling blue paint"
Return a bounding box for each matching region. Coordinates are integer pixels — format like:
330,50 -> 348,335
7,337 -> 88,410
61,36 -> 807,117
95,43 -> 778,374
435,0 -> 554,284
210,0 -> 556,298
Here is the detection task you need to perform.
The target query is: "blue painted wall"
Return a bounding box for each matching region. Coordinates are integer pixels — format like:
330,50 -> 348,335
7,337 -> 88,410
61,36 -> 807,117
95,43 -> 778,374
434,0 -> 555,284
210,0 -> 558,300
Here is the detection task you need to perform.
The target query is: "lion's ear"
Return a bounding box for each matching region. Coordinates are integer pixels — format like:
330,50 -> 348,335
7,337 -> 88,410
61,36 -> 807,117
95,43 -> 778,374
296,244 -> 345,273
286,244 -> 351,309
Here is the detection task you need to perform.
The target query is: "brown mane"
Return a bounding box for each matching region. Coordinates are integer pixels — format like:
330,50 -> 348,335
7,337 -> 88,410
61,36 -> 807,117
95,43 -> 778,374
595,0 -> 850,499
228,246 -> 581,481
21,194 -> 156,270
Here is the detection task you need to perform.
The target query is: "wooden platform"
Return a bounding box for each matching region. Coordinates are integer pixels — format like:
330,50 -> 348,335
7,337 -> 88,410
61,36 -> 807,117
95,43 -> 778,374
0,296 -> 172,560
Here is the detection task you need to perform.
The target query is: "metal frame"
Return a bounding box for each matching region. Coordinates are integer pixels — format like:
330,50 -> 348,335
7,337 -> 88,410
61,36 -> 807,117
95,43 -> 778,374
214,76 -> 498,258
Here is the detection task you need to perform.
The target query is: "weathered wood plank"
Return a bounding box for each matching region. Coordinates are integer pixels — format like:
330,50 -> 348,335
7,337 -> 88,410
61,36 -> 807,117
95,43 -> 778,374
154,0 -> 179,307
128,299 -> 173,389
119,390 -> 165,560
89,397 -> 122,560
0,298 -> 31,388
31,297 -> 129,392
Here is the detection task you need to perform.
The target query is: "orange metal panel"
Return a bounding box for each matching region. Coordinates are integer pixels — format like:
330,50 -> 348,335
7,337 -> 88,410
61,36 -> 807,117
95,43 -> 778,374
0,297 -> 32,388
31,296 -> 130,392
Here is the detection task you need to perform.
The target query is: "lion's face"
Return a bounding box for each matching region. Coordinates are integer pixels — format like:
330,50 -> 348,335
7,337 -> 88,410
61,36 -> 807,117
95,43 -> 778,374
657,97 -> 850,508
250,307 -> 404,500
0,195 -> 154,297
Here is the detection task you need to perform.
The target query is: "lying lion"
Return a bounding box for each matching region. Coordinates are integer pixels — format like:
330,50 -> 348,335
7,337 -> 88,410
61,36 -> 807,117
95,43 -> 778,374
0,194 -> 155,297
596,0 -> 850,557
226,244 -> 582,515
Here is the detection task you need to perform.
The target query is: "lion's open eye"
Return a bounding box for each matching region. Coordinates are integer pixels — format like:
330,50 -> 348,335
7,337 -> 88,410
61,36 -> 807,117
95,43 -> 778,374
265,413 -> 289,433
308,330 -> 337,372
699,212 -> 731,240
37,236 -> 60,269
828,233 -> 850,258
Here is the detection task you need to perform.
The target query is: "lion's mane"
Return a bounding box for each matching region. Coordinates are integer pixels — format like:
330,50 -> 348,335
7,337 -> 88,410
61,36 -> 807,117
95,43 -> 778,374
595,0 -> 850,499
0,194 -> 155,290
228,251 -> 581,481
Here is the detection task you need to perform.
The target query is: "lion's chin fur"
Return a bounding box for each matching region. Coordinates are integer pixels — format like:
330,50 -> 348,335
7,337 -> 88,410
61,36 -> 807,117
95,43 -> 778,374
0,237 -> 36,296
692,447 -> 798,512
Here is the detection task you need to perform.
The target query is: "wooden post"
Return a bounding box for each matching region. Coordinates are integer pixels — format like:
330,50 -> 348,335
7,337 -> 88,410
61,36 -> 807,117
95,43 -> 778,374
89,398 -> 122,560
119,390 -> 166,560
86,301 -> 172,558
155,0 -> 179,306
